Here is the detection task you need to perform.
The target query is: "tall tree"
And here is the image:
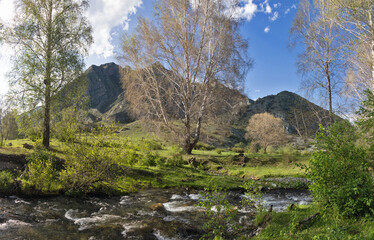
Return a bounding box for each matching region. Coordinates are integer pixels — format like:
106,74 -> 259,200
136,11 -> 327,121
290,0 -> 348,122
1,0 -> 92,148
120,0 -> 252,154
326,0 -> 374,101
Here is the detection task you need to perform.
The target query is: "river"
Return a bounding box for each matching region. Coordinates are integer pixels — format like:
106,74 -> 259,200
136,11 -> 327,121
0,189 -> 311,239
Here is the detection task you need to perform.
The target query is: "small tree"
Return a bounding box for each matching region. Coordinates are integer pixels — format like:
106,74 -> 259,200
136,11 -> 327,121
245,113 -> 286,153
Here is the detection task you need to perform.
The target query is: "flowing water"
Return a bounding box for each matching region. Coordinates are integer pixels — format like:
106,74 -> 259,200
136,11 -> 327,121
0,189 -> 312,239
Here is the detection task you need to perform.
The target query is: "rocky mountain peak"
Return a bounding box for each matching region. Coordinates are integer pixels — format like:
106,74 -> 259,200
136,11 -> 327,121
86,62 -> 123,113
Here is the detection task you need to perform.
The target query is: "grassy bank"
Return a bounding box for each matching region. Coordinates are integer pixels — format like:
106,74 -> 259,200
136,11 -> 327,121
0,126 -> 310,196
254,204 -> 374,239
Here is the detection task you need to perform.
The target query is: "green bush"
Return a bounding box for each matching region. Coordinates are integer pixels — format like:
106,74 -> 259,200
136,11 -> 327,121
215,148 -> 224,154
194,142 -> 215,151
231,147 -> 245,153
142,139 -> 163,150
198,187 -> 240,239
307,122 -> 374,217
22,148 -> 61,194
121,148 -> 138,166
53,107 -> 81,143
139,151 -> 157,166
165,153 -> 184,167
232,142 -> 246,153
0,171 -> 15,194
59,142 -> 123,195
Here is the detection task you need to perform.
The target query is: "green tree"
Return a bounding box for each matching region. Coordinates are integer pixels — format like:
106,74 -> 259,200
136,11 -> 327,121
120,0 -> 252,154
307,121 -> 374,217
1,0 -> 92,148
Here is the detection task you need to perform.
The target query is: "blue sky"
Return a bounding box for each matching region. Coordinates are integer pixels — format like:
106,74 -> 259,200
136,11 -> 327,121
0,0 -> 301,101
123,0 -> 301,100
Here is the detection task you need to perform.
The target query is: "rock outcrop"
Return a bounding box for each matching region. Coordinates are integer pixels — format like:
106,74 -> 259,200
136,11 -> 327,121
83,63 -> 133,123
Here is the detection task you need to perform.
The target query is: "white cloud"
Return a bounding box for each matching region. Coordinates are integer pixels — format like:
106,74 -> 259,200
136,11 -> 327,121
285,4 -> 297,15
255,89 -> 261,93
264,26 -> 270,33
258,0 -> 271,14
273,3 -> 281,8
269,11 -> 279,21
86,0 -> 143,58
232,0 -> 277,21
232,0 -> 258,21
265,4 -> 272,14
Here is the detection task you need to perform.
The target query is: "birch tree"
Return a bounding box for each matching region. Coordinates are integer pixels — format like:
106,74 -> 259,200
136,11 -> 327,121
120,0 -> 252,154
326,0 -> 374,100
290,0 -> 348,122
1,0 -> 92,148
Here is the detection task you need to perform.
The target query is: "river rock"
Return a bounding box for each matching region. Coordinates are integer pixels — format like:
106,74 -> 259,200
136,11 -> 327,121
150,203 -> 166,212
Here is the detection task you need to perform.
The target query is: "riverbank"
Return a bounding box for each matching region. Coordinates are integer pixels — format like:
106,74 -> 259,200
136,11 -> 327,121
0,145 -> 310,197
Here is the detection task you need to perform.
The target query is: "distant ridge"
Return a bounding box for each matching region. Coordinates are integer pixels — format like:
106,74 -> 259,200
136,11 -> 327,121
81,63 -> 335,138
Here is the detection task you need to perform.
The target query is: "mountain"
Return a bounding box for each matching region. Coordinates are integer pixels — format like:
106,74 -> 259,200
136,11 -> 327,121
244,91 -> 333,136
82,63 -> 335,138
83,62 -> 133,123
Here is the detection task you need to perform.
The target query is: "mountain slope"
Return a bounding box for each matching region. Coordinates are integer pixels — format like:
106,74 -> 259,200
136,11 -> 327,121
82,63 -> 336,139
244,91 -> 333,136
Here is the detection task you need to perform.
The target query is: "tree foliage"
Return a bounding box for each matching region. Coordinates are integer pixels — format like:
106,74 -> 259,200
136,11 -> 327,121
307,121 -> 374,217
245,113 -> 286,153
1,0 -> 92,147
120,0 -> 252,154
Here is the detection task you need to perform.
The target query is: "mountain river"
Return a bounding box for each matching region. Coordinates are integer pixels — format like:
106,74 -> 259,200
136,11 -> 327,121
0,188 -> 312,239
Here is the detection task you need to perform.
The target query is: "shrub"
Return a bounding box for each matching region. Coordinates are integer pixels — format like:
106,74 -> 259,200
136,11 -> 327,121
165,153 -> 184,167
121,148 -> 138,166
307,122 -> 374,217
194,142 -> 215,151
215,148 -> 224,154
22,148 -> 61,194
142,139 -> 163,150
198,187 -> 240,239
59,142 -> 122,195
231,147 -> 245,153
53,107 -> 80,143
139,151 -> 157,166
248,142 -> 261,153
0,171 -> 15,194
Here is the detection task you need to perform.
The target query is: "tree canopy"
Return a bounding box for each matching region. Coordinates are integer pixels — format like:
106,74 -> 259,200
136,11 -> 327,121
0,0 -> 92,147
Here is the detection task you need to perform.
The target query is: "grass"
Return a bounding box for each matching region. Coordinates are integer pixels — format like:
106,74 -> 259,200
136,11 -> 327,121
0,123 -> 311,196
254,204 -> 374,239
125,165 -> 244,190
